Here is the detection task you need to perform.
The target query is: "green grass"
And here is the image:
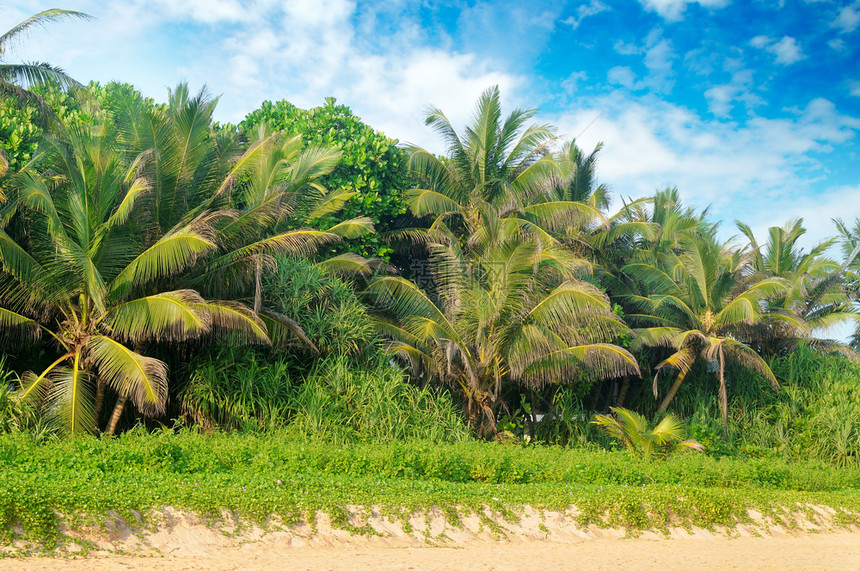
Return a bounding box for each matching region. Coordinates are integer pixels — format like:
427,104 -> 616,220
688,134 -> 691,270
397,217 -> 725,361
2,429 -> 860,550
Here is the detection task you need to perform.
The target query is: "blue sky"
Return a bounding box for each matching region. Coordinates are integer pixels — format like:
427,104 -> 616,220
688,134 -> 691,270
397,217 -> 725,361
4,0 -> 860,247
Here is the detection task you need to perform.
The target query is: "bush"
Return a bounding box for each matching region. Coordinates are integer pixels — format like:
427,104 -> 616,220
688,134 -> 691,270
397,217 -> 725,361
178,348 -> 296,432
264,256 -> 376,358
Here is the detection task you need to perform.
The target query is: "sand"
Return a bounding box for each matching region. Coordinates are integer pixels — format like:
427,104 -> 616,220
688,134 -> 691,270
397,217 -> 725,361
1,507 -> 859,570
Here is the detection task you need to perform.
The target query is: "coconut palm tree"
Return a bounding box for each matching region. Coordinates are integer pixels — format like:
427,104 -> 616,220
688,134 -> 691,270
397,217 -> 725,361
0,9 -> 91,108
834,217 -> 860,350
0,118 -> 267,435
404,86 -> 596,243
735,219 -> 859,358
550,140 -> 610,209
371,87 -> 639,435
367,228 -> 638,435
201,122 -> 373,315
622,232 -> 786,435
592,406 -> 703,458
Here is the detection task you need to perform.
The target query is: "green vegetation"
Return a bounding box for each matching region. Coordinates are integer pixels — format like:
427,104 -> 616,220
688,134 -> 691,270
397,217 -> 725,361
1,431 -> 860,546
593,407 -> 704,459
0,20 -> 859,547
237,97 -> 411,259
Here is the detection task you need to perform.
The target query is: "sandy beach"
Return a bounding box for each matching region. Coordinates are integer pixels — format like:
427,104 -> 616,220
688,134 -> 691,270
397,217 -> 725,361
1,507 -> 858,570
3,531 -> 860,570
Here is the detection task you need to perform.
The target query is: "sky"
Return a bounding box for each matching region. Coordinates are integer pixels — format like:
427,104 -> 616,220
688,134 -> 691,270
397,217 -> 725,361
3,0 -> 860,250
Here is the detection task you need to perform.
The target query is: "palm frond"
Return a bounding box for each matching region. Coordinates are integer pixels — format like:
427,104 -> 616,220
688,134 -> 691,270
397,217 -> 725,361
86,336 -> 168,416
201,301 -> 270,345
259,308 -> 317,351
326,216 -> 375,238
0,10 -> 92,52
108,225 -> 216,300
720,338 -> 780,392
405,188 -> 463,218
46,356 -> 95,434
102,290 -> 211,343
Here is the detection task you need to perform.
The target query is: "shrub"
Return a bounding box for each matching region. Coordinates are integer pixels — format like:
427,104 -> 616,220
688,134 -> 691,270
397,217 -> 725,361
264,257 -> 377,358
287,354 -> 470,444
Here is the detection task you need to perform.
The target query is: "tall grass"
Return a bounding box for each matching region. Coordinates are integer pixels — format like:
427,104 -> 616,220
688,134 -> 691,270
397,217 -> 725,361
0,357 -> 58,441
178,348 -> 296,432
288,354 -> 471,444
178,350 -> 470,443
638,347 -> 860,465
264,257 -> 376,357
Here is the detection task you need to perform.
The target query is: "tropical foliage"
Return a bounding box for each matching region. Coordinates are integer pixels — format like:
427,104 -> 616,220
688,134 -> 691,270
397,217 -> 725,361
593,406 -> 704,459
0,42 -> 856,455
366,87 -> 639,435
237,97 -> 411,259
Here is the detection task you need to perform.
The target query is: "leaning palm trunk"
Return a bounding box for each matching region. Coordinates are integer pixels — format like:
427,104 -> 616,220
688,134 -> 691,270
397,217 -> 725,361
106,395 -> 127,437
656,369 -> 690,413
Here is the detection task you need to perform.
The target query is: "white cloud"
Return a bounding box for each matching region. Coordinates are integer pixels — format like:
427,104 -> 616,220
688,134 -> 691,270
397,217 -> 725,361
637,0 -> 730,21
643,36 -> 676,92
834,3 -> 860,34
750,35 -> 771,49
757,184 -> 860,246
771,36 -> 805,64
551,93 -> 860,245
704,70 -> 764,117
561,0 -> 610,29
561,71 -> 588,94
1,1 -> 520,151
145,0 -> 251,24
851,82 -> 860,97
829,38 -> 847,51
607,66 -> 636,88
610,30 -> 676,93
750,35 -> 805,65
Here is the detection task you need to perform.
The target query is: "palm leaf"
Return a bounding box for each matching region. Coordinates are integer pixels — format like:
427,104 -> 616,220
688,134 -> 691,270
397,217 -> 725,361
0,306 -> 40,345
720,338 -> 780,392
201,301 -> 270,345
405,188 -> 463,218
86,336 -> 168,416
259,309 -> 317,351
108,225 -> 216,299
326,217 -> 375,238
46,354 -> 95,434
102,290 -> 211,342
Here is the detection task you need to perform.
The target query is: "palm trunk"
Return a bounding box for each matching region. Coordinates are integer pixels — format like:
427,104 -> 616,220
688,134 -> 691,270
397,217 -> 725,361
94,378 -> 106,422
616,377 -> 631,409
254,256 -> 263,314
657,370 -> 689,413
718,350 -> 728,439
106,395 -> 127,437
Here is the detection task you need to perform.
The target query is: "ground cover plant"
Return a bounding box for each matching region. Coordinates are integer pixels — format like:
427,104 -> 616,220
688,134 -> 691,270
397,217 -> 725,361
1,430 -> 860,549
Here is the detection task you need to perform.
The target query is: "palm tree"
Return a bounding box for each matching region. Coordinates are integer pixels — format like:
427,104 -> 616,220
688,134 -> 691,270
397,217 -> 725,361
105,83 -> 372,350
367,231 -> 638,435
370,87 -> 639,435
592,406 -> 703,458
736,219 -> 859,358
0,9 -> 92,108
550,140 -> 610,209
404,86 -> 596,242
201,122 -> 373,315
835,217 -> 860,350
1,119 -> 266,435
622,232 -> 785,435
